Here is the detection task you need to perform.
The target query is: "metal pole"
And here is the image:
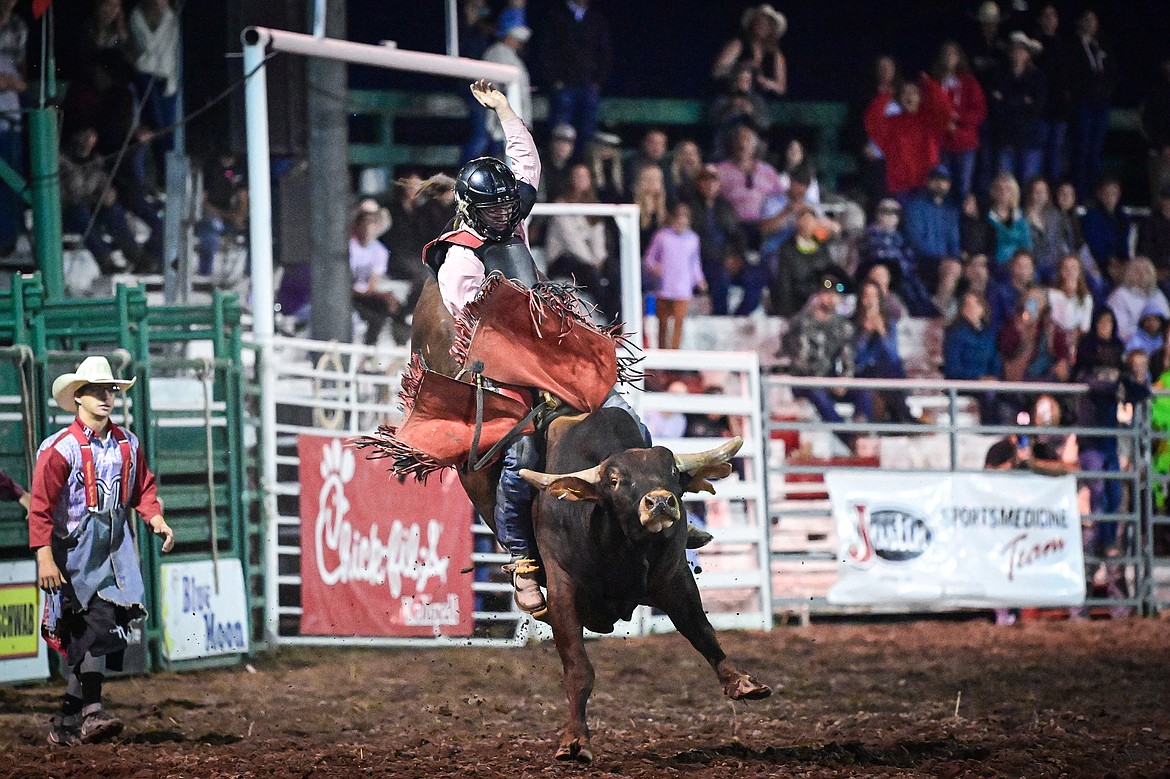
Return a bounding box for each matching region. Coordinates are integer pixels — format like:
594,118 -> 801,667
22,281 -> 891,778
614,206 -> 644,352
28,108 -> 63,301
241,31 -> 280,644
163,5 -> 189,303
445,0 -> 459,57
243,27 -> 518,84
306,0 -> 352,344
948,387 -> 958,472
1139,402 -> 1156,615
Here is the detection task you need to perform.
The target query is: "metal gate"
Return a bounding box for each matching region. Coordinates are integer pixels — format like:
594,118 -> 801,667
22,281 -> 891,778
764,375 -> 1159,618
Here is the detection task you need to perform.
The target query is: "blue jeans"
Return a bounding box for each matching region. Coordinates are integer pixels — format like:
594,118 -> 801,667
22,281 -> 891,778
493,389 -> 650,562
995,146 -> 1044,186
1080,444 -> 1121,551
941,148 -> 977,201
64,201 -> 140,266
1039,119 -> 1067,182
1071,100 -> 1110,196
794,387 -> 873,423
703,257 -> 768,316
549,84 -> 600,158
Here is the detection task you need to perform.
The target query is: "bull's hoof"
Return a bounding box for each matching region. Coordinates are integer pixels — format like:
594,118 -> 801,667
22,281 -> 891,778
555,735 -> 594,763
723,673 -> 772,701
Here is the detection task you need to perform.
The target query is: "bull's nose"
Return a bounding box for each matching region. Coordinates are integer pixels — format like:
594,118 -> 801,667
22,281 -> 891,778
640,490 -> 680,529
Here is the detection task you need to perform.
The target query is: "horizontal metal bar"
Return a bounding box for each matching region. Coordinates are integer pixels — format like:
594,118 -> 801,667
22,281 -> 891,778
774,464 -> 1139,480
271,634 -> 521,648
766,375 -> 1091,394
640,348 -> 760,372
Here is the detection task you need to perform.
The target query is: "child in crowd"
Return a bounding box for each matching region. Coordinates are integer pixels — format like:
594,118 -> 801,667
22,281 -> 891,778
1126,306 -> 1168,357
644,201 -> 707,350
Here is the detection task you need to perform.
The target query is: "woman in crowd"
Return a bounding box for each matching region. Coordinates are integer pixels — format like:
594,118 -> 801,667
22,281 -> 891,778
960,192 -> 997,259
988,172 -> 1033,272
853,280 -> 917,422
643,201 -> 707,349
930,40 -> 987,200
669,140 -> 704,204
997,283 -> 1071,382
779,139 -> 821,203
712,3 -> 788,97
1105,257 -> 1170,342
943,290 -> 1002,422
1024,177 -> 1070,282
632,164 -> 670,250
1046,253 -> 1094,351
545,161 -> 616,318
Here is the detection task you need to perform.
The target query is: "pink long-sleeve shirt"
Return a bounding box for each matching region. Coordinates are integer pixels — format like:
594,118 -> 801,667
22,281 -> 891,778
437,117 -> 541,316
643,226 -> 705,302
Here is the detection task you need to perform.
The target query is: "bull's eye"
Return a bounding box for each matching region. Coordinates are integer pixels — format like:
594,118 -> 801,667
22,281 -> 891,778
609,477 -> 620,488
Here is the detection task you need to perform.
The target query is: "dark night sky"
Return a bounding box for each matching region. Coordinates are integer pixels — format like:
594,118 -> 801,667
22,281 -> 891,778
41,1 -> 1170,158
343,0 -> 1170,105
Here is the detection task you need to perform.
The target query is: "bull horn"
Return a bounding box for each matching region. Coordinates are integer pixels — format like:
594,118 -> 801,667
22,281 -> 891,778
519,465 -> 603,489
674,436 -> 744,473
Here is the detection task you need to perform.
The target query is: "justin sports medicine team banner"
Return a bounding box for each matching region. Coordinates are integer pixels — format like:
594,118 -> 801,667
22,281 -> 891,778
297,435 -> 474,638
825,471 -> 1085,608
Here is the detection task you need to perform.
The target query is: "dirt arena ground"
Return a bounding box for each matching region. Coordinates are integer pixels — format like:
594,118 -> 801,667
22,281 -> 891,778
2,617 -> 1169,778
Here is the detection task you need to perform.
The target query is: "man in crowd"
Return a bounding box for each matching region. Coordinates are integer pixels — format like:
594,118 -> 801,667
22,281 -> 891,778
904,164 -> 963,311
538,0 -> 612,158
782,269 -> 872,425
684,164 -> 762,316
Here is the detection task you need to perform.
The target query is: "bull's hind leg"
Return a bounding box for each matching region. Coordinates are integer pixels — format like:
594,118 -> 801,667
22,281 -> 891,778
654,571 -> 771,701
544,560 -> 595,763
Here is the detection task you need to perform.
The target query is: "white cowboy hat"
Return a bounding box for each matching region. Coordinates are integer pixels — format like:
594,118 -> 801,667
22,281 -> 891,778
350,198 -> 392,238
52,356 -> 136,413
1008,30 -> 1043,55
741,4 -> 787,39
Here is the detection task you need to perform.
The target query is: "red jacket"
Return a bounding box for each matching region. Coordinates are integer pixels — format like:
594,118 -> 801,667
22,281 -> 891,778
937,72 -> 987,153
865,76 -> 952,194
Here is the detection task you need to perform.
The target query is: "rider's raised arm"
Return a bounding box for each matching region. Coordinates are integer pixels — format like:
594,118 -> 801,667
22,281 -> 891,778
470,79 -> 540,189
502,115 -> 540,189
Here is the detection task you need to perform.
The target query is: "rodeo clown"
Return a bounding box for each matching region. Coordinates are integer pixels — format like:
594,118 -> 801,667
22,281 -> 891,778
28,356 -> 174,746
423,80 -> 656,618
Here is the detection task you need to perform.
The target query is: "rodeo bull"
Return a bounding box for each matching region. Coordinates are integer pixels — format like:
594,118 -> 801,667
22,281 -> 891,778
518,406 -> 772,763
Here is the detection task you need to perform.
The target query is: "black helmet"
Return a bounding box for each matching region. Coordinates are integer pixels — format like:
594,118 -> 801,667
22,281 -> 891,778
454,157 -> 523,240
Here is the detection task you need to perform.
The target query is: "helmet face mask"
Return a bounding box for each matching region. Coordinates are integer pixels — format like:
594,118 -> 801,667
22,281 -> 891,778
456,157 -> 523,240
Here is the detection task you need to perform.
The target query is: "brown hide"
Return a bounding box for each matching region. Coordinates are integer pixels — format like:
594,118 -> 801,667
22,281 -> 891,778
409,274 -> 501,531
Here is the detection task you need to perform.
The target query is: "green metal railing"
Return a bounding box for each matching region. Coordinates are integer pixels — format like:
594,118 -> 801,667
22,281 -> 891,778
0,274 -> 260,672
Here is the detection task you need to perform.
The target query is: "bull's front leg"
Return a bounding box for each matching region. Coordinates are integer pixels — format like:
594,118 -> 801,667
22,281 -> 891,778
544,559 -> 596,763
652,569 -> 771,701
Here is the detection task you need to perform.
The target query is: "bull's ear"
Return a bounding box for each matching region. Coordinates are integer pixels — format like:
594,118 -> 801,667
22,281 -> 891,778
684,462 -> 733,493
545,477 -> 603,502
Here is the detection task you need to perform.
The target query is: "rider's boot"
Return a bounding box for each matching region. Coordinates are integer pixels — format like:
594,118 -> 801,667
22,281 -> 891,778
504,558 -> 547,617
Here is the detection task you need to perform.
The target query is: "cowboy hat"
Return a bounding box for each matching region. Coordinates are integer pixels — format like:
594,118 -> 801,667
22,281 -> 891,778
350,198 -> 392,238
51,356 -> 137,413
1008,30 -> 1043,55
974,1 -> 1001,24
741,4 -> 787,38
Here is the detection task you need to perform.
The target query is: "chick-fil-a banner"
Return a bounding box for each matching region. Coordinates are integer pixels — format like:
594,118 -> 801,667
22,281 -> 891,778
298,435 -> 474,637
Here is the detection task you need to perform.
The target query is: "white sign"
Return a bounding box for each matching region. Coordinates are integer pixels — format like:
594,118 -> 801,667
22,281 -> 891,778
826,471 -> 1085,608
0,560 -> 49,683
160,559 -> 250,661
